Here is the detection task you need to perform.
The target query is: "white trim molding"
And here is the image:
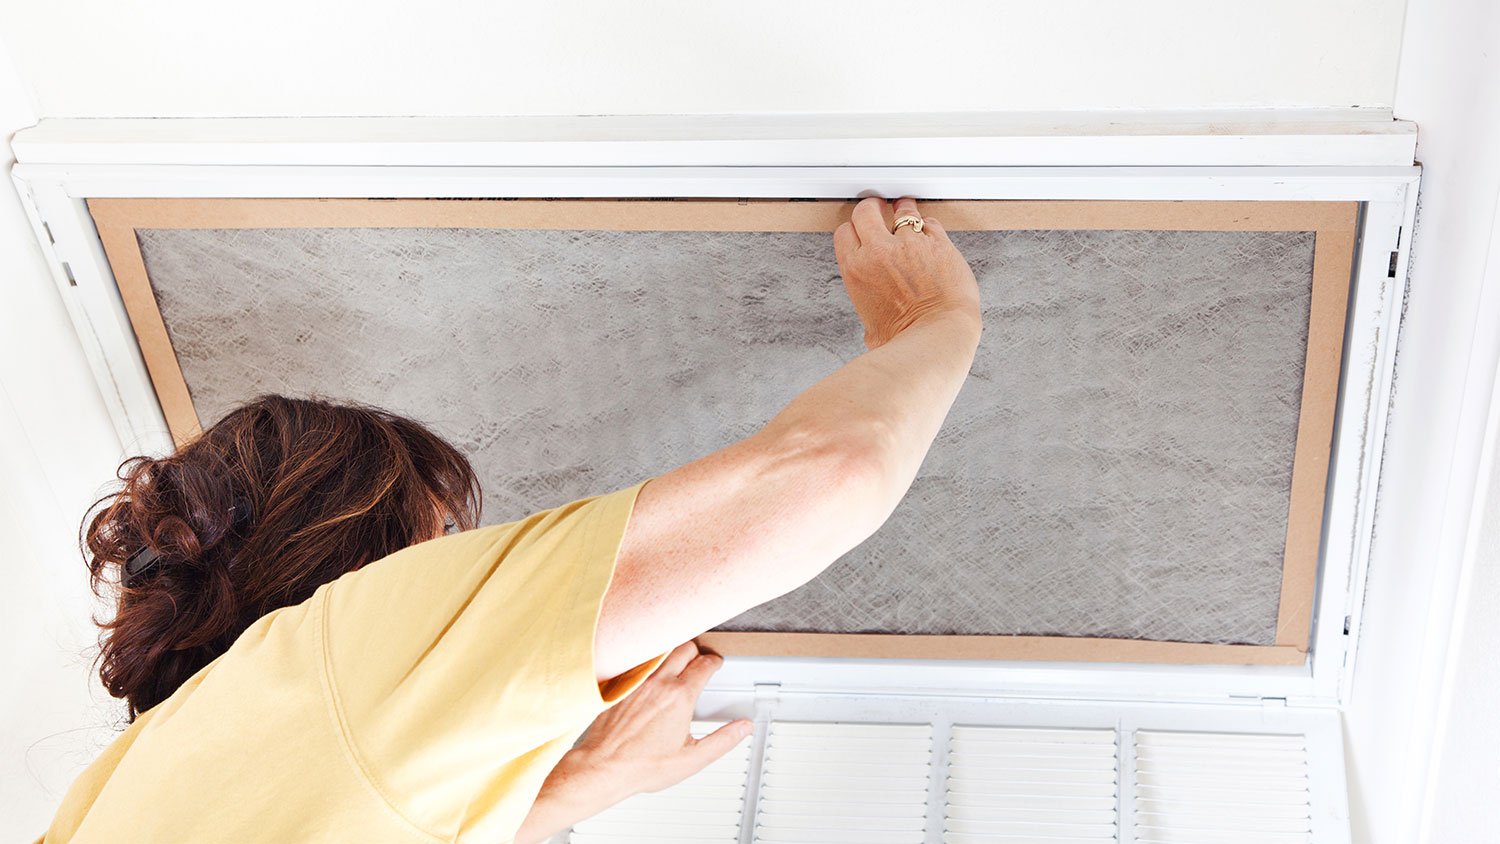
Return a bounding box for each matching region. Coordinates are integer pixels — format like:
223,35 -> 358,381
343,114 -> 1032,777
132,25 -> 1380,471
11,112 -> 1416,169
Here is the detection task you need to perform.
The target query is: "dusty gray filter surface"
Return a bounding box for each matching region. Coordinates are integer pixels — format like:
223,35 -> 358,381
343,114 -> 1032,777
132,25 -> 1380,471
138,226 -> 1316,644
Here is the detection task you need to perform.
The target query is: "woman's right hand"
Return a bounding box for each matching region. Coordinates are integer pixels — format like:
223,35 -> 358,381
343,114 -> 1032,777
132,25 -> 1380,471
833,196 -> 982,350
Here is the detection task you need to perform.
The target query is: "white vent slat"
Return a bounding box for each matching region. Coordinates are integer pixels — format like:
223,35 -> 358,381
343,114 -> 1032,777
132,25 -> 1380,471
1135,831 -> 1312,844
951,752 -> 1121,771
952,727 -> 1116,744
947,804 -> 1118,824
758,783 -> 932,806
952,745 -> 1119,761
1138,812 -> 1316,832
761,763 -> 932,780
944,836 -> 1112,844
1138,775 -> 1311,791
568,721 -> 751,844
944,726 -> 1118,843
946,818 -> 1118,837
1135,798 -> 1312,819
765,746 -> 931,765
759,772 -> 931,791
946,793 -> 1118,812
1135,785 -> 1312,805
1135,732 -> 1306,750
948,765 -> 1117,785
767,736 -> 934,753
756,829 -> 918,844
1136,747 -> 1310,766
758,813 -> 926,831
1134,731 -> 1314,844
948,779 -> 1117,800
771,722 -> 933,739
753,799 -> 923,819
753,721 -> 932,844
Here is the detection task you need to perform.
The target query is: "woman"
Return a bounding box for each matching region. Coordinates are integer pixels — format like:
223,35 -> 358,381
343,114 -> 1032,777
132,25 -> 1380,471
41,197 -> 982,843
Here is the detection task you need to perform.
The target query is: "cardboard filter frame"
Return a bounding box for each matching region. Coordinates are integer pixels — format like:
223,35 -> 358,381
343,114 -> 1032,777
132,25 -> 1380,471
88,198 -> 1359,666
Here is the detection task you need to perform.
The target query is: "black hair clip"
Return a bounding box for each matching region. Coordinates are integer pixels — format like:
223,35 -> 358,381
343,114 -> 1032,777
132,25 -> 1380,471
122,501 -> 251,587
122,544 -> 163,584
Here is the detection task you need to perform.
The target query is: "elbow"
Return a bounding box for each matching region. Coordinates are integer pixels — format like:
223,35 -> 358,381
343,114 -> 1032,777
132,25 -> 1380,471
724,421 -> 905,607
830,430 -> 896,506
770,420 -> 900,535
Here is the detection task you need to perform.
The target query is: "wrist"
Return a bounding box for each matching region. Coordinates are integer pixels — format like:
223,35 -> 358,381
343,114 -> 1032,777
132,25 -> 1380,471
548,748 -> 637,807
909,304 -> 981,340
899,307 -> 982,359
515,749 -> 636,844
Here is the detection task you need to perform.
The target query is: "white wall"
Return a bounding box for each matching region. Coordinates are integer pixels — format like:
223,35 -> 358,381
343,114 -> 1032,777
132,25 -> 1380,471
1344,0 -> 1500,841
1,0 -> 1404,117
0,42 -> 128,833
1425,360 -> 1500,842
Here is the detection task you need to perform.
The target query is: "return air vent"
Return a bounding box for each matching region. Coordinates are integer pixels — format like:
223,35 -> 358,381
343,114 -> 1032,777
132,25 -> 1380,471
1133,730 -> 1313,844
559,709 -> 1344,844
944,725 -> 1119,843
753,721 -> 934,844
567,721 -> 752,844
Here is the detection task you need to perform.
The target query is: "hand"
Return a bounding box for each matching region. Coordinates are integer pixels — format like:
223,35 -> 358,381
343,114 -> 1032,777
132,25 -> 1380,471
834,196 -> 982,350
514,641 -> 752,842
568,640 -> 751,793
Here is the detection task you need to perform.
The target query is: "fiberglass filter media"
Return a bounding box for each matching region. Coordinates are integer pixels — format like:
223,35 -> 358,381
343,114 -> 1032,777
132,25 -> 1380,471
137,226 -> 1314,645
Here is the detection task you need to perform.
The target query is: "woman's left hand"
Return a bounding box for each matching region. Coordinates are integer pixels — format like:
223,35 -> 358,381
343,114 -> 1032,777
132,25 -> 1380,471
513,641 -> 753,842
570,640 -> 753,792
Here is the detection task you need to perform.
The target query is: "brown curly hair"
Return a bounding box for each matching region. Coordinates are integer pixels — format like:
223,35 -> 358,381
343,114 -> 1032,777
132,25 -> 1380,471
83,395 -> 482,719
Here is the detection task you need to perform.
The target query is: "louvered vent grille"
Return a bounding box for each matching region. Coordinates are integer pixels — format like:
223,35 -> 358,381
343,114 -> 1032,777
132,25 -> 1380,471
943,725 -> 1119,843
753,721 -> 933,844
568,720 -> 752,844
1134,731 -> 1313,844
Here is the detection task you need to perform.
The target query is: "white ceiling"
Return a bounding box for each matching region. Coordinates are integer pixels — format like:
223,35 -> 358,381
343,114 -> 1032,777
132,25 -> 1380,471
0,0 -> 1406,119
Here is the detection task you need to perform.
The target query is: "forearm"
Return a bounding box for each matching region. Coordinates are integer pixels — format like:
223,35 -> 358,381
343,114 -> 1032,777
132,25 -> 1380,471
764,308 -> 982,516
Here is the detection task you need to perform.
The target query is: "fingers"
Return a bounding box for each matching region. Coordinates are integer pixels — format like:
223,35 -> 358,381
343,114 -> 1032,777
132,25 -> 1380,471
921,215 -> 953,247
850,196 -> 891,244
689,719 -> 754,767
679,650 -> 725,693
892,197 -> 924,237
852,196 -> 930,240
657,640 -> 699,677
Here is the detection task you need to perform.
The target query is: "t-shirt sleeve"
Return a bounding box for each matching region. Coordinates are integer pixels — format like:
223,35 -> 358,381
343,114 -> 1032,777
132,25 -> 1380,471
319,478 -> 664,842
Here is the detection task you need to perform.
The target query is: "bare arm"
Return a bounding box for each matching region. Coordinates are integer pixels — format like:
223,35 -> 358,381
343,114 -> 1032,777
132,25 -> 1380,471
594,197 -> 982,679
518,197 -> 978,840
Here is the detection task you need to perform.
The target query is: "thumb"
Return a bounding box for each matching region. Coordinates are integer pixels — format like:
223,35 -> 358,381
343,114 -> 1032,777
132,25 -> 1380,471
687,720 -> 754,769
833,221 -> 860,268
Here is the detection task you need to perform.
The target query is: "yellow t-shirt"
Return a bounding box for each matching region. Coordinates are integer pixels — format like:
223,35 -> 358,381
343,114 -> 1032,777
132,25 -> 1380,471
41,480 -> 662,844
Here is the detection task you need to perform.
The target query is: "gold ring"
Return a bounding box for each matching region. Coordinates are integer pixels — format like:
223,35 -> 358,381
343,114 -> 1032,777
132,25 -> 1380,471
893,214 -> 925,234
